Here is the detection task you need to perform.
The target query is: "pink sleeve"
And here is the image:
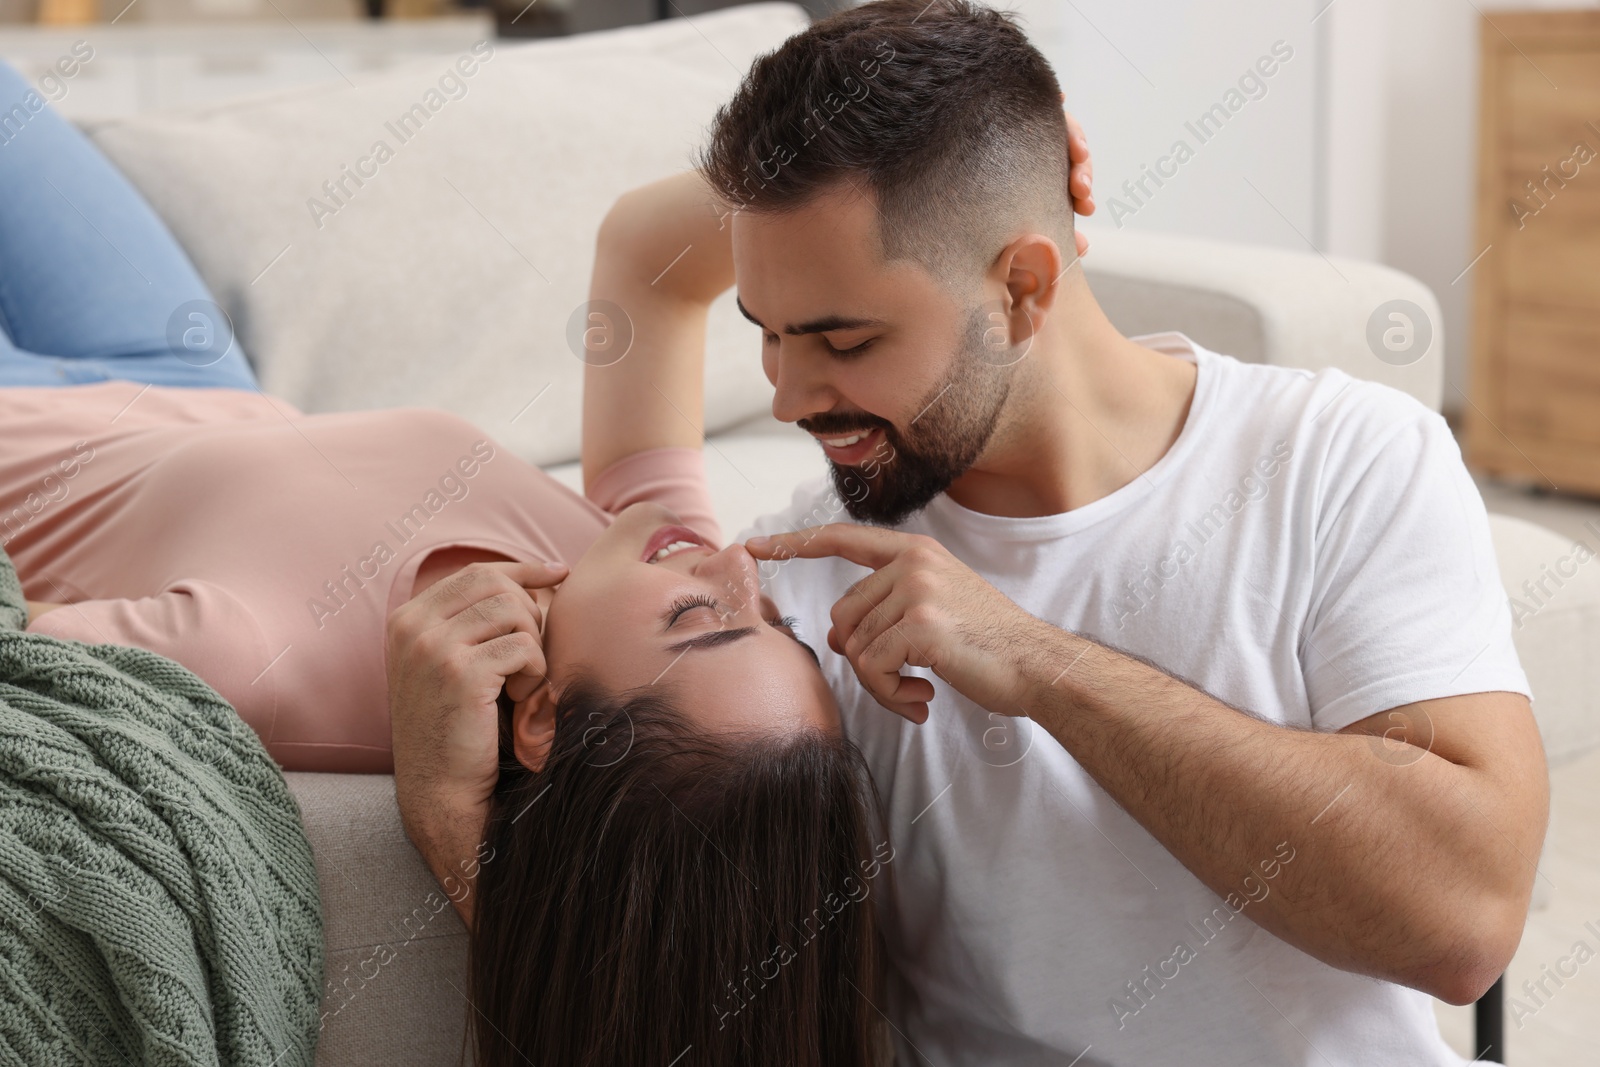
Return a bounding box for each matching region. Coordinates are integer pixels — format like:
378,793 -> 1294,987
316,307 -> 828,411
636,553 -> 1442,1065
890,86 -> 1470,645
587,447 -> 724,549
26,579 -> 279,741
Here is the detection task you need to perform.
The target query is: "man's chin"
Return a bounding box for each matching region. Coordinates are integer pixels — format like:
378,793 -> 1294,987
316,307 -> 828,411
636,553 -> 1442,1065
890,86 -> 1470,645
828,461 -> 944,527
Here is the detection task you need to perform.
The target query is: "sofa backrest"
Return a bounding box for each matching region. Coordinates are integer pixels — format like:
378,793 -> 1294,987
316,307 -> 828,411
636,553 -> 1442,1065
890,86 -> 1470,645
81,2 -> 811,467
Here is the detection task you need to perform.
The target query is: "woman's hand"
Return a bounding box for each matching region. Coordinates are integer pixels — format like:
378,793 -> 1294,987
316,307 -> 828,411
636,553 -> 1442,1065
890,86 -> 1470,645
1061,98 -> 1095,257
384,558 -> 567,919
745,526 -> 1050,724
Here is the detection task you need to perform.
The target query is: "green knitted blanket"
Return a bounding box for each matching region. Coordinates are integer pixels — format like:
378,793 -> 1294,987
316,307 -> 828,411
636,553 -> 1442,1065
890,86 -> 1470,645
0,545 -> 324,1066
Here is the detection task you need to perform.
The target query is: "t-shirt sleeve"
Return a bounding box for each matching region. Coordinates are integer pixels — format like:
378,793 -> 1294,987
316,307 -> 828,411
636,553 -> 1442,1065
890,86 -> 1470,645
1301,407 -> 1531,732
587,447 -> 723,549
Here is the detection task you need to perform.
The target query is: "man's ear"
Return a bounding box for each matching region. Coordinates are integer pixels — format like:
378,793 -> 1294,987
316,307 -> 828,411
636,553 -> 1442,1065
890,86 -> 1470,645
1002,232 -> 1066,327
511,684 -> 558,773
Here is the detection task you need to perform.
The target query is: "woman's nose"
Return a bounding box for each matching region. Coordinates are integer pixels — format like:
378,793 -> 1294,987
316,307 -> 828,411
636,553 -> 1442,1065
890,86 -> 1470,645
692,545 -> 764,616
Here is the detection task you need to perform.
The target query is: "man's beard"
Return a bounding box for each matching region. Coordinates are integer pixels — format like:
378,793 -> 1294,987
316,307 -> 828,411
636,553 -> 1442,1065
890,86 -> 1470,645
804,303 -> 1016,526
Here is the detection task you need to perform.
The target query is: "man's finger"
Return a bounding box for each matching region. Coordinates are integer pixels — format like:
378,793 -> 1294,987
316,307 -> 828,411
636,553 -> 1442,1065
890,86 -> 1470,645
420,559 -> 567,614
831,562 -> 904,651
470,629 -> 541,684
505,669 -> 546,704
435,590 -> 541,646
745,524 -> 911,570
422,562 -> 563,628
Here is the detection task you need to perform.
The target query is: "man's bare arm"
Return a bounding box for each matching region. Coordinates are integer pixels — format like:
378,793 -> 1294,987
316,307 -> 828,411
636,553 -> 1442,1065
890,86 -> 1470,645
747,523 -> 1550,1006
1023,639 -> 1548,1005
26,601 -> 64,625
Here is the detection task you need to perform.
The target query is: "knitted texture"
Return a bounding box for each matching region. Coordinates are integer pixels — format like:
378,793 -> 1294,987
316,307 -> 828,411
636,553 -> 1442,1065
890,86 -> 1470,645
0,544 -> 324,1066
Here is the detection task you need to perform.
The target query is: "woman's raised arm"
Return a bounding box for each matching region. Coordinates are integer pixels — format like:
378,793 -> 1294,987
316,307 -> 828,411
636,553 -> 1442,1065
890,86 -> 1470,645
580,171 -> 737,491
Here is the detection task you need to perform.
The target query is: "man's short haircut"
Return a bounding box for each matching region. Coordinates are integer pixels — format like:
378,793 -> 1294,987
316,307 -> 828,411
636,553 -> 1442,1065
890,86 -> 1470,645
696,0 -> 1074,296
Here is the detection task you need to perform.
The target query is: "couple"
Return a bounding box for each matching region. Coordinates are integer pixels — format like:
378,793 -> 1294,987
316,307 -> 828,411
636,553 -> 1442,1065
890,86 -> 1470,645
2,1 -> 1548,1064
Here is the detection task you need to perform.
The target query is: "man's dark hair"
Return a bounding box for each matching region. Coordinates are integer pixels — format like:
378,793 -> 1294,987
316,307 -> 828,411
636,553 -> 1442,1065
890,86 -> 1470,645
696,0 -> 1074,295
467,677 -> 893,1067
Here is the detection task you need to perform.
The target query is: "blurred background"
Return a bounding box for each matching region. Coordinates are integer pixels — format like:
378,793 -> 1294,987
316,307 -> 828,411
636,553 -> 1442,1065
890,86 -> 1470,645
2,1 -> 1596,1061
2,0 -> 1592,451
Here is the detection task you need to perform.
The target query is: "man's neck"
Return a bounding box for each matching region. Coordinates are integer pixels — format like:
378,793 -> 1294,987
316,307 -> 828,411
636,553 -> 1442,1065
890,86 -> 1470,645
943,276 -> 1199,519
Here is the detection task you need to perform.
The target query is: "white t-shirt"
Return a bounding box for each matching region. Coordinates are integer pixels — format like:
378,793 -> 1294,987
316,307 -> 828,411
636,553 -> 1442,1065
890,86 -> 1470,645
740,333 -> 1530,1067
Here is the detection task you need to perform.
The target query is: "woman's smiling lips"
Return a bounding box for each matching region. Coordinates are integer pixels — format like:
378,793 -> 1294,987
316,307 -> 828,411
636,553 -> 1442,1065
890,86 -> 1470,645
812,426 -> 883,465
642,524 -> 708,564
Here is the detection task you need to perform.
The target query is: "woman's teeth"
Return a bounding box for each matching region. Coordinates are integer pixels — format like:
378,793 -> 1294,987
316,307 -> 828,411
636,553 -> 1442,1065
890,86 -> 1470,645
651,540 -> 700,563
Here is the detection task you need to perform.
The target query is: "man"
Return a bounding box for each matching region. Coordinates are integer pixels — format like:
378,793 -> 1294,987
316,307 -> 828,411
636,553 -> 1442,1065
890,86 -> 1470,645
391,1 -> 1547,1064
706,1 -> 1544,1064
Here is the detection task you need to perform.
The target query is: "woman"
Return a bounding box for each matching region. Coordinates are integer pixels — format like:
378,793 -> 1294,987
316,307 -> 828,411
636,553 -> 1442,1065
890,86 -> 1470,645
0,57 -> 893,1065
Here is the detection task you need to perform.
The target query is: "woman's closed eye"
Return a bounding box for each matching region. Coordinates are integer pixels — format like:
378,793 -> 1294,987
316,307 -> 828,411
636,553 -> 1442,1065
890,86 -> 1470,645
664,592 -> 722,628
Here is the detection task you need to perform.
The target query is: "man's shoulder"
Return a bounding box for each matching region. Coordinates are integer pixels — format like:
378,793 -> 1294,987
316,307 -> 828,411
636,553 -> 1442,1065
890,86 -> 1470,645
1195,344 -> 1447,463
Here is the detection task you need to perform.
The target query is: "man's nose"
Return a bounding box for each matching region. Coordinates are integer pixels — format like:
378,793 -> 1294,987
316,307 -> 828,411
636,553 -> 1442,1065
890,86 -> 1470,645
770,350 -> 836,425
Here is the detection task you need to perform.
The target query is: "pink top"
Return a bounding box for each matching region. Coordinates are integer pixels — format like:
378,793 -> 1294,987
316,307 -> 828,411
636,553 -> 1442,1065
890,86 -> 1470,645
1,383 -> 721,773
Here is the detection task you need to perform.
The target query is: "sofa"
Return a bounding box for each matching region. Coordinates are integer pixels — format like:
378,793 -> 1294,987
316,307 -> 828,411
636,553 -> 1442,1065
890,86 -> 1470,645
63,4 -> 1600,1063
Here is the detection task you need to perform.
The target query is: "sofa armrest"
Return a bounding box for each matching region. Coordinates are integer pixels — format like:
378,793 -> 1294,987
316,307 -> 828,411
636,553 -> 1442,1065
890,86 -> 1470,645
1083,228 -> 1445,413
283,772 -> 469,1067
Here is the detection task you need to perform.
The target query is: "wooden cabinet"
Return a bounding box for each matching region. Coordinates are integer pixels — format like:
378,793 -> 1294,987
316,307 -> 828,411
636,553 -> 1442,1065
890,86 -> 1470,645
1466,10 -> 1600,494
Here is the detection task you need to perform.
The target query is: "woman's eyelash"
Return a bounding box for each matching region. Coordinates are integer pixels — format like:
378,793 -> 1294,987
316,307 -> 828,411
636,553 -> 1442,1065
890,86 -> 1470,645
667,593 -> 721,625
773,614 -> 800,632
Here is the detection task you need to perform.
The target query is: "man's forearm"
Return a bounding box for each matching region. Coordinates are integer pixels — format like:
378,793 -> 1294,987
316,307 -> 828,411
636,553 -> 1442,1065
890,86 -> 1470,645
395,781 -> 488,928
1013,623 -> 1526,1003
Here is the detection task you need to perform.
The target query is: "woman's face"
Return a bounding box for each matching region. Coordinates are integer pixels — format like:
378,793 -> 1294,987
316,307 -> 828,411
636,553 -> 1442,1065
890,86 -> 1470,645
540,502 -> 839,736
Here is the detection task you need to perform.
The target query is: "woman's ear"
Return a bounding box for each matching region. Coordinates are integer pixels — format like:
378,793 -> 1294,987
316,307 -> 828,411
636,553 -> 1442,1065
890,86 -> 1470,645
511,684 -> 558,773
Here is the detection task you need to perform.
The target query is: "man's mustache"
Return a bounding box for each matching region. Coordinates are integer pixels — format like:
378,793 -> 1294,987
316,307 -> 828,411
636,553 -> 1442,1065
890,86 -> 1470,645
796,413 -> 895,437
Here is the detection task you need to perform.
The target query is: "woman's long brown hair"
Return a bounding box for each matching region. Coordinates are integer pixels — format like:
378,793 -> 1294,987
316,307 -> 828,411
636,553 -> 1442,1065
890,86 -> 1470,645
467,678 -> 892,1066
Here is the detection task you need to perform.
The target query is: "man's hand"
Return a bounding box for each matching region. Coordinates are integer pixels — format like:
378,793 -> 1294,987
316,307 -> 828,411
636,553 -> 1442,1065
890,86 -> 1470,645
746,525 -> 1046,724
384,558 -> 568,921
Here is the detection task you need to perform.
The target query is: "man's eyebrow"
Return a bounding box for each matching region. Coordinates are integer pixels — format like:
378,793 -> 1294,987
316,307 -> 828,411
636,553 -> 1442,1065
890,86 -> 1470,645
735,294 -> 888,337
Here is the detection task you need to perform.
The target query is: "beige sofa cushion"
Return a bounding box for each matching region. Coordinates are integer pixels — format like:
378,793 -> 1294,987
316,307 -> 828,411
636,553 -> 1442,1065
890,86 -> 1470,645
79,3 -> 811,467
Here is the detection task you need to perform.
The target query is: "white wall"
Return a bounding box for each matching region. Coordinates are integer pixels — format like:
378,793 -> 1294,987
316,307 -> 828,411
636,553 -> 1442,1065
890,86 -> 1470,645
1013,0 -> 1589,417
1379,0 -> 1590,410
1011,0 -> 1323,251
